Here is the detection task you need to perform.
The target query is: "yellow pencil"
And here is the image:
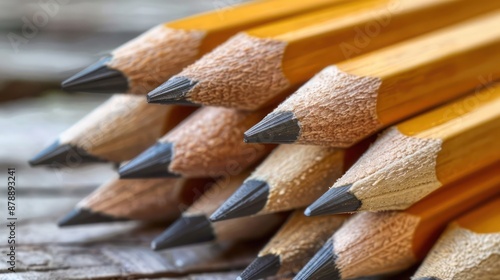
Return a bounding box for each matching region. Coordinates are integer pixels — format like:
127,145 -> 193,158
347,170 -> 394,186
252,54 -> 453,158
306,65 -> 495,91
307,83 -> 500,215
296,164 -> 500,279
413,197 -> 500,280
148,0 -> 500,110
62,0 -> 344,94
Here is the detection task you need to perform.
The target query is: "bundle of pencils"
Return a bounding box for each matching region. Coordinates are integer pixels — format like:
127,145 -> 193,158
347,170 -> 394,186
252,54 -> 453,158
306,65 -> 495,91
30,0 -> 500,279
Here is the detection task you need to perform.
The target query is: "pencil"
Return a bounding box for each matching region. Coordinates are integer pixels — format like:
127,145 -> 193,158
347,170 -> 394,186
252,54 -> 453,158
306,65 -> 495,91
306,84 -> 500,216
246,11 -> 500,146
151,172 -> 285,250
413,197 -> 500,280
58,176 -> 211,226
118,106 -> 272,178
61,0 -> 342,94
147,0 -> 500,110
239,211 -> 347,280
29,95 -> 195,167
295,163 -> 500,280
209,137 -> 371,221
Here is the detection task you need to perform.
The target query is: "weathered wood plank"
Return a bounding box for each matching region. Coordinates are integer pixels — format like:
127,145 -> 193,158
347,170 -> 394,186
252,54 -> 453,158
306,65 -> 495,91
1,265 -> 124,280
0,208 -> 261,279
3,270 -> 242,280
0,241 -> 260,279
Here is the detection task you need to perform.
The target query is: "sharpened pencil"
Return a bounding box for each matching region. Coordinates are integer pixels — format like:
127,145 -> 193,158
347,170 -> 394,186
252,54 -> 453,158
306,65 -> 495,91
148,0 -> 500,110
239,211 -> 347,280
151,172 -> 285,250
413,197 -> 500,280
246,11 -> 500,146
119,106 -> 273,178
209,137 -> 371,221
61,0 -> 344,94
30,95 -> 195,167
295,163 -> 500,280
306,83 -> 500,215
58,177 -> 211,226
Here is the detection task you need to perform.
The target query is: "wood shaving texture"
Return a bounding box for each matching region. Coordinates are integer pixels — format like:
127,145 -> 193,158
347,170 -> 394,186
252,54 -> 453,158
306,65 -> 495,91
250,144 -> 344,213
276,66 -> 382,147
334,127 -> 442,211
414,224 -> 500,280
261,211 -> 346,275
79,177 -> 186,221
334,212 -> 420,279
163,107 -> 270,177
110,25 -> 205,94
179,33 -> 290,110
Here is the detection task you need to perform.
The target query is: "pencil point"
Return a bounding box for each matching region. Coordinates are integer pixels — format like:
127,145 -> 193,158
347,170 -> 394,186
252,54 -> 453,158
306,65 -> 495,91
209,180 -> 269,222
118,142 -> 179,178
240,254 -> 281,280
62,56 -> 128,93
413,278 -> 441,280
305,185 -> 361,216
244,111 -> 300,144
151,215 -> 215,250
58,208 -> 128,227
147,76 -> 197,105
29,140 -> 106,167
294,239 -> 340,280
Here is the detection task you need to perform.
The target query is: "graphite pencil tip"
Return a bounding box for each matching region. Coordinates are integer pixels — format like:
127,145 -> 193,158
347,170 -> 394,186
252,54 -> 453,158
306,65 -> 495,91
61,56 -> 128,93
244,111 -> 300,144
118,142 -> 179,179
209,180 -> 269,222
58,208 -> 128,227
294,239 -> 340,280
413,278 -> 442,280
147,76 -> 197,105
29,140 -> 106,167
151,215 -> 215,250
305,185 -> 361,216
239,254 -> 281,280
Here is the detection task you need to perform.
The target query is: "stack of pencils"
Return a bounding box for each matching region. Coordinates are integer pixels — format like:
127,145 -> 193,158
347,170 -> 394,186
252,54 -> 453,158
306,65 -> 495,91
30,0 -> 500,279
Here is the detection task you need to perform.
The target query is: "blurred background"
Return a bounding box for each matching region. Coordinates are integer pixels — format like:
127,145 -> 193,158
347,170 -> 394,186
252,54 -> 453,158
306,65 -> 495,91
0,0 -> 245,218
